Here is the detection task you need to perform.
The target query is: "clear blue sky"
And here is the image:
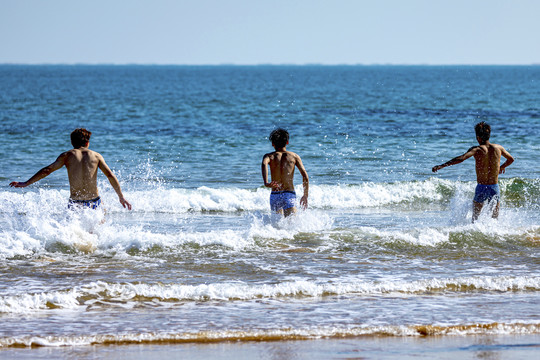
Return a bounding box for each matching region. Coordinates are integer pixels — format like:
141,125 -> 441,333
1,0 -> 539,65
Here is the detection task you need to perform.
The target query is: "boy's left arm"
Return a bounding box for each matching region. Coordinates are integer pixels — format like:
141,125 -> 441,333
97,155 -> 132,210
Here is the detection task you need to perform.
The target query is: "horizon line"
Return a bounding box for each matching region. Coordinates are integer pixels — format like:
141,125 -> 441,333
1,62 -> 539,67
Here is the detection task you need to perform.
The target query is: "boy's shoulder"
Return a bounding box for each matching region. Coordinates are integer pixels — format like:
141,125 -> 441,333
65,148 -> 103,159
266,150 -> 300,156
262,150 -> 301,160
484,143 -> 505,152
65,147 -> 95,154
288,150 -> 301,158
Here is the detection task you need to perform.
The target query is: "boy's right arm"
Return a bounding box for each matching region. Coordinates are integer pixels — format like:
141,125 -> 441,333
261,155 -> 271,187
9,153 -> 67,188
432,146 -> 478,173
261,154 -> 281,190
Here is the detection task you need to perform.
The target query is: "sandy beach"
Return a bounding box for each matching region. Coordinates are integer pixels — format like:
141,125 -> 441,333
2,335 -> 539,360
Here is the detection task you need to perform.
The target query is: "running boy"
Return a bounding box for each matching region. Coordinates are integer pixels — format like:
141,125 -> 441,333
10,128 -> 132,210
262,128 -> 309,217
432,122 -> 513,222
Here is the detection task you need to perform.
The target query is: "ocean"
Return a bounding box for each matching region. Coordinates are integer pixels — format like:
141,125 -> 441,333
0,65 -> 539,359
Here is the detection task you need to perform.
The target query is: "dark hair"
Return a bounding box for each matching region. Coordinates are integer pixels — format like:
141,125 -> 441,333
474,122 -> 491,142
269,128 -> 289,148
71,128 -> 92,148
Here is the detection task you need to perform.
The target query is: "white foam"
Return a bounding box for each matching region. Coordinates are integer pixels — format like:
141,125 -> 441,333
0,179 -> 536,258
309,179 -> 452,209
0,288 -> 81,313
1,275 -> 537,314
2,322 -> 539,347
0,190 -> 335,257
0,178 -> 462,215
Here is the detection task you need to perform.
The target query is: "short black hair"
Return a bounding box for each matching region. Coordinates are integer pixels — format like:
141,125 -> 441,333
269,128 -> 289,148
475,122 -> 491,142
71,128 -> 92,148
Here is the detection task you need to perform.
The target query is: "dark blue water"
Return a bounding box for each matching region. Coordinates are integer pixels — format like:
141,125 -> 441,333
1,65 -> 538,188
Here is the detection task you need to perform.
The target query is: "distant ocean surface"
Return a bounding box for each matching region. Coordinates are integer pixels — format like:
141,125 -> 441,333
0,65 -> 539,357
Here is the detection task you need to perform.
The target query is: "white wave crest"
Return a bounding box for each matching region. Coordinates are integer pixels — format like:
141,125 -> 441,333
0,178 -> 463,215
2,322 -> 540,347
1,275 -> 537,314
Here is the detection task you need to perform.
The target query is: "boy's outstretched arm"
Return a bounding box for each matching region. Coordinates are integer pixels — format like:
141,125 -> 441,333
432,146 -> 477,173
9,153 -> 67,188
499,147 -> 514,174
97,156 -> 132,210
296,156 -> 309,209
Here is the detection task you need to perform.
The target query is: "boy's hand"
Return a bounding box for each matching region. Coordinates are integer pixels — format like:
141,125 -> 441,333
9,181 -> 28,188
265,181 -> 282,191
300,195 -> 308,209
432,165 -> 442,173
119,197 -> 132,210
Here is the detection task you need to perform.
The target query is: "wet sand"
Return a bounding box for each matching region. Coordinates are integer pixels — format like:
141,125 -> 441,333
3,335 -> 539,360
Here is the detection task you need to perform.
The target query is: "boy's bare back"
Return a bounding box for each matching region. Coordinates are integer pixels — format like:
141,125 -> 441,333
433,142 -> 513,185
471,143 -> 512,185
262,150 -> 305,192
64,148 -> 103,200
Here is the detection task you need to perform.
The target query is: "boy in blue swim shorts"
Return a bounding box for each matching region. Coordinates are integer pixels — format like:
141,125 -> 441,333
68,197 -> 102,210
270,191 -> 297,213
432,122 -> 514,222
262,128 -> 309,217
473,184 -> 500,204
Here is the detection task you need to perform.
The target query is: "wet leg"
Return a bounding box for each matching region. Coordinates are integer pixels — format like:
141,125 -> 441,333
284,207 -> 297,217
472,201 -> 483,223
492,201 -> 500,219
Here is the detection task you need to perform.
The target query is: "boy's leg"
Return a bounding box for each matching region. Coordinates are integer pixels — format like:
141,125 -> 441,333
284,207 -> 297,217
472,201 -> 483,222
270,192 -> 283,215
283,191 -> 297,217
492,201 -> 500,219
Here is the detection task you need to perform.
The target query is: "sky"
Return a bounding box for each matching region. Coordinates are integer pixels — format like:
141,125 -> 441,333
1,0 -> 539,65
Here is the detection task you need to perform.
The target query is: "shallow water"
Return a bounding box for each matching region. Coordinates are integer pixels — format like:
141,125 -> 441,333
2,335 -> 540,360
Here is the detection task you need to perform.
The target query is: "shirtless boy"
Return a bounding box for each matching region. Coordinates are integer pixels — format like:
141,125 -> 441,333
261,128 -> 309,217
432,122 -> 513,222
10,128 -> 132,210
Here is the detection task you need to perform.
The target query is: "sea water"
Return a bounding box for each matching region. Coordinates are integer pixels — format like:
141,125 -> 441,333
0,65 -> 539,356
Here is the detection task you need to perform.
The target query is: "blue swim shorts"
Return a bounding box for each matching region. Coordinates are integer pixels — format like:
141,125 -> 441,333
473,184 -> 500,203
68,196 -> 102,210
270,191 -> 296,212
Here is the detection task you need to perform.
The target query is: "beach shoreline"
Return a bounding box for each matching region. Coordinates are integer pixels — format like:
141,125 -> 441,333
2,334 -> 539,360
